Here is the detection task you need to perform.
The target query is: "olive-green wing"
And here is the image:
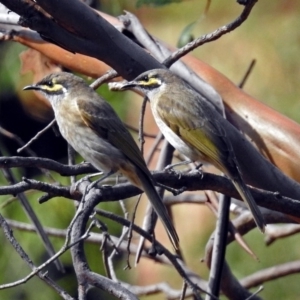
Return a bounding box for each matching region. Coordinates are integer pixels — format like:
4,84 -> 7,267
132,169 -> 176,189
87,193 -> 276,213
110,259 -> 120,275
157,94 -> 233,171
76,97 -> 152,176
77,97 -> 180,246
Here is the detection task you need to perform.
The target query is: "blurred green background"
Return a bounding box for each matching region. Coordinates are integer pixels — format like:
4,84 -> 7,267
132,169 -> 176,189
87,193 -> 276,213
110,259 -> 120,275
0,1 -> 300,299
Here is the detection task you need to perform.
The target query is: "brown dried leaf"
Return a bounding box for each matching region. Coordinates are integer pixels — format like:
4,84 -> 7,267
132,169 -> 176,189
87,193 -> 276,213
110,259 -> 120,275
19,48 -> 62,120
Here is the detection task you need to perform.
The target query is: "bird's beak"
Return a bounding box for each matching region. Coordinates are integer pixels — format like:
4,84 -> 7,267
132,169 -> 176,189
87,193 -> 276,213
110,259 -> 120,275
23,84 -> 40,91
118,81 -> 138,90
108,81 -> 139,92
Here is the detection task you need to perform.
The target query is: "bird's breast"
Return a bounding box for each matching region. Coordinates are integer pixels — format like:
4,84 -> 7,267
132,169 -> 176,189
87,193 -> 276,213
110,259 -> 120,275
150,99 -> 200,161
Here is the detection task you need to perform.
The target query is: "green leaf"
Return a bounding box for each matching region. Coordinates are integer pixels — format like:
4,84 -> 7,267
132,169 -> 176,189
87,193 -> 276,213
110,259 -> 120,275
177,21 -> 196,48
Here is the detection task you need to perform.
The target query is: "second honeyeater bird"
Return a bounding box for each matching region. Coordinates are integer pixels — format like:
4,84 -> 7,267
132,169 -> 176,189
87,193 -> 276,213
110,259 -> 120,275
23,72 -> 179,249
118,68 -> 266,232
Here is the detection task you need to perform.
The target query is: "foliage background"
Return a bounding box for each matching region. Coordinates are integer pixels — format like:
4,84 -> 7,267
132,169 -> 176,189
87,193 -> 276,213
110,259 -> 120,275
0,1 -> 299,299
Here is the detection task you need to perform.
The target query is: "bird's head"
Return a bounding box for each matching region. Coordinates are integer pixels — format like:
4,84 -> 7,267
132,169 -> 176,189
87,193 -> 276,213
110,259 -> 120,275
23,72 -> 87,104
119,69 -> 174,95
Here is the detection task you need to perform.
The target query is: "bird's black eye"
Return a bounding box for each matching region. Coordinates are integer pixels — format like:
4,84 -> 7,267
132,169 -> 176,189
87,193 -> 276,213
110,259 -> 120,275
47,80 -> 54,87
142,75 -> 149,82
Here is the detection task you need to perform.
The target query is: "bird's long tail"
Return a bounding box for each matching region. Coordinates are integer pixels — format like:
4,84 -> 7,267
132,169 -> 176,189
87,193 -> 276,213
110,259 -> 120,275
135,168 -> 179,250
232,174 -> 266,233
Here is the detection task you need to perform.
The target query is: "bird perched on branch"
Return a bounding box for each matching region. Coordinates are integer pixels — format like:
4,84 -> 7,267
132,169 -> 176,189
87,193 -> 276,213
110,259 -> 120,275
118,68 -> 266,232
23,72 -> 179,249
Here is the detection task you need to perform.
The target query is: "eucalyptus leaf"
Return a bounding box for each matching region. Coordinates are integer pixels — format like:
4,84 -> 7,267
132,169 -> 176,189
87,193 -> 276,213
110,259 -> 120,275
177,21 -> 196,48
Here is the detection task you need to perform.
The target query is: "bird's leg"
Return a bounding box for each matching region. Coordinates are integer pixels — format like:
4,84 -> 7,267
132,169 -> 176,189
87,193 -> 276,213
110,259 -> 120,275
164,159 -> 193,171
193,163 -> 203,178
164,159 -> 193,178
86,170 -> 115,192
74,172 -> 104,192
156,182 -> 187,196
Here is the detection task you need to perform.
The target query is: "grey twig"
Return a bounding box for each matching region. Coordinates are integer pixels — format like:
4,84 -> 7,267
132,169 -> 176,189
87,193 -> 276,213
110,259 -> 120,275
90,69 -> 118,90
238,59 -> 256,88
120,11 -> 224,114
0,213 -> 74,300
138,96 -> 148,154
205,194 -> 230,299
0,149 -> 64,272
96,208 -> 207,299
145,131 -> 164,164
163,0 -> 258,67
17,119 -> 56,153
264,224 -> 300,246
241,261 -> 300,289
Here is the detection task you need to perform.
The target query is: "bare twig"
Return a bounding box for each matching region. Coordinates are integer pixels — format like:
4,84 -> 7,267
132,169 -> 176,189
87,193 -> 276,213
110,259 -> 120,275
125,195 -> 142,270
0,126 -> 37,157
241,261 -> 300,289
163,0 -> 258,67
138,96 -> 148,154
67,144 -> 77,186
17,119 -> 56,153
0,213 -> 74,299
0,162 -> 300,219
265,224 -> 300,246
119,11 -> 224,114
125,123 -> 156,138
145,132 -> 164,164
205,194 -> 230,300
108,227 -> 129,281
0,149 -> 64,272
90,69 -> 118,90
0,156 -> 96,176
238,59 -> 256,88
207,191 -> 258,260
96,208 -> 207,299
0,126 -> 55,180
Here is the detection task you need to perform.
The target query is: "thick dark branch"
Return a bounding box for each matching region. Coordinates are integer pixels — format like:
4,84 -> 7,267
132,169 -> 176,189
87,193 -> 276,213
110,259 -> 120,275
0,157 -> 300,218
0,156 -> 96,175
0,178 -> 73,199
0,0 -> 162,79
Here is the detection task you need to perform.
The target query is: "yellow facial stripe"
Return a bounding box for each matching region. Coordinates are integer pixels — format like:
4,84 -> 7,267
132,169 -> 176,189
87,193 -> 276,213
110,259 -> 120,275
140,77 -> 161,86
40,83 -> 64,92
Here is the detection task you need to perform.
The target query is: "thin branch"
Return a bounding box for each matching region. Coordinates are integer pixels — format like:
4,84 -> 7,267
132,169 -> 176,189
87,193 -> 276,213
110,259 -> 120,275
0,126 -> 36,157
89,69 -> 118,90
17,119 -> 56,153
0,149 -> 64,272
163,0 -> 258,67
70,189 -> 140,300
138,96 -> 148,154
107,227 -> 129,281
0,213 -> 74,300
124,281 -> 193,299
0,156 -> 96,176
205,194 -> 230,299
145,132 -> 164,164
5,218 -> 174,266
241,261 -> 300,289
264,224 -> 300,246
238,59 -> 256,88
0,126 -> 55,180
125,123 -> 157,138
96,208 -> 207,299
0,165 -> 300,219
119,11 -> 224,114
68,144 -> 76,186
